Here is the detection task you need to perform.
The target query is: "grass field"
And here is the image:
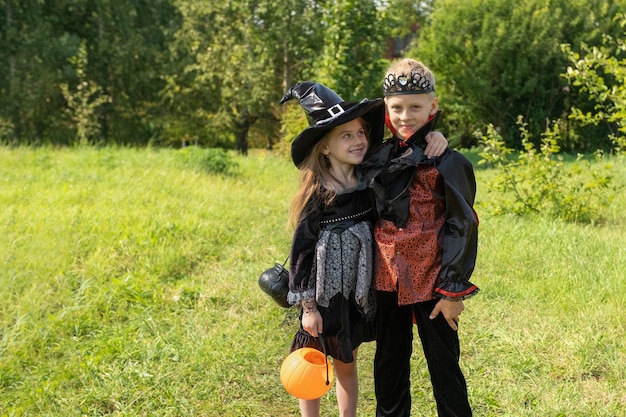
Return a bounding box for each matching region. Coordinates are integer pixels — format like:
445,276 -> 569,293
1,146 -> 625,416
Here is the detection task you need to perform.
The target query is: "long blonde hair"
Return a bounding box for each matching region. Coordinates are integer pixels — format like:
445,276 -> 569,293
287,116 -> 370,229
287,133 -> 335,229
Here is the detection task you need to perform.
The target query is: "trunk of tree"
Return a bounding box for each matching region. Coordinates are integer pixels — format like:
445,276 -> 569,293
235,127 -> 248,155
6,2 -> 20,139
235,110 -> 257,156
282,38 -> 291,94
271,39 -> 291,149
96,4 -> 110,140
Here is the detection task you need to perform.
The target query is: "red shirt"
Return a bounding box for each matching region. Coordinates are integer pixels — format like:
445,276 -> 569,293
374,165 -> 445,305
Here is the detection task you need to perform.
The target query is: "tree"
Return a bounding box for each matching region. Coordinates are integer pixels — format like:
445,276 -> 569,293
311,0 -> 387,101
83,0 -> 179,145
167,0 -> 291,153
377,0 -> 434,59
0,0 -> 75,143
411,0 -> 625,148
0,0 -> 178,145
563,13 -> 626,154
168,0 -> 397,154
277,0 -> 389,153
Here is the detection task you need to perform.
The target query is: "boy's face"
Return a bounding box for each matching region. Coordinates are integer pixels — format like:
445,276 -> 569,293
385,94 -> 438,140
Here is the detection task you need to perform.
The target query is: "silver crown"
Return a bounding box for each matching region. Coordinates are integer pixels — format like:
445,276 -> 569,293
382,72 -> 434,96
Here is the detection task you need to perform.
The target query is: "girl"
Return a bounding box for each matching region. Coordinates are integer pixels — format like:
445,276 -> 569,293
281,81 -> 382,417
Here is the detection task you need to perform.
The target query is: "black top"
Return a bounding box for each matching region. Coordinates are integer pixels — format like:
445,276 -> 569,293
288,180 -> 375,295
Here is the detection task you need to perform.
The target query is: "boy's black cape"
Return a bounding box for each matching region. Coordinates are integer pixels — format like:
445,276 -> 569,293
361,113 -> 479,299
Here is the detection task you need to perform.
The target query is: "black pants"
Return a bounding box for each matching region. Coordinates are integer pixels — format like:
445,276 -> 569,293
374,291 -> 472,417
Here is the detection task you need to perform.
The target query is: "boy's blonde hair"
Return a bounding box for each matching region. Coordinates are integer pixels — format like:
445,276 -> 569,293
383,58 -> 436,96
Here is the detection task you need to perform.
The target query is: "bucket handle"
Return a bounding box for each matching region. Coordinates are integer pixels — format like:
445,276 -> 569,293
318,333 -> 330,386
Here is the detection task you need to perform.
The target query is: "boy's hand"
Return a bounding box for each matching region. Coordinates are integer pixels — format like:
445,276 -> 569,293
430,298 -> 465,331
424,131 -> 448,158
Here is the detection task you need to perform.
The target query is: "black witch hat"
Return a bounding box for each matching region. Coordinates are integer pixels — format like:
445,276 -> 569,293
280,81 -> 384,167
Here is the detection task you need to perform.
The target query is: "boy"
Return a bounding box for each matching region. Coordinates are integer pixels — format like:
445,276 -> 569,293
362,59 -> 479,417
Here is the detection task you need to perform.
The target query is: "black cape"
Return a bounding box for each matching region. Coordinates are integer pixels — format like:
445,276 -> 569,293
361,114 -> 479,299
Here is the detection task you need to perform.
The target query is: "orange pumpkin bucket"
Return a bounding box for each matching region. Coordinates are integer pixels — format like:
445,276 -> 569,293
280,347 -> 334,400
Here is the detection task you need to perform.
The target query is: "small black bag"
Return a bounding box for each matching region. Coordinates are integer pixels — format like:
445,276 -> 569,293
258,257 -> 291,308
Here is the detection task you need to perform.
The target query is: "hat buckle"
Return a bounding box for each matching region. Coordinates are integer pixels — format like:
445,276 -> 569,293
316,103 -> 346,125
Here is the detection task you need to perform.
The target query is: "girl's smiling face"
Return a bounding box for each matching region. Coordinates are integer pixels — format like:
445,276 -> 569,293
322,118 -> 369,167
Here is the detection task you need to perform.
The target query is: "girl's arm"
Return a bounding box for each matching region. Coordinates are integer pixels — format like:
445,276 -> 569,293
287,198 -> 321,305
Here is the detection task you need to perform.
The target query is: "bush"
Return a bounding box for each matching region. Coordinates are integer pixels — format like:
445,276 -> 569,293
476,116 -> 620,224
175,147 -> 238,175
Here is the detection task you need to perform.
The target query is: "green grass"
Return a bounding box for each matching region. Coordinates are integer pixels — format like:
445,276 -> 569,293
1,146 -> 625,416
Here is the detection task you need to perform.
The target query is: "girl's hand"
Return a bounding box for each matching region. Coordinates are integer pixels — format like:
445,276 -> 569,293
424,131 -> 448,158
302,310 -> 323,337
